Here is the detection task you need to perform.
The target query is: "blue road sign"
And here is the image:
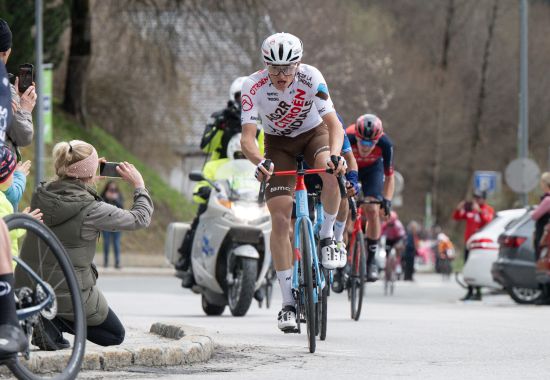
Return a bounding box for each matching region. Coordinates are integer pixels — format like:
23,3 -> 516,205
474,171 -> 500,194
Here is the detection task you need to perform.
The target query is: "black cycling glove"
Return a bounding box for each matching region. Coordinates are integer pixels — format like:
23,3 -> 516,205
382,198 -> 392,217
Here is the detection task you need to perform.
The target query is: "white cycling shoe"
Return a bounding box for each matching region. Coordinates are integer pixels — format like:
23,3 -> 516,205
278,305 -> 297,332
320,238 -> 340,270
336,241 -> 347,268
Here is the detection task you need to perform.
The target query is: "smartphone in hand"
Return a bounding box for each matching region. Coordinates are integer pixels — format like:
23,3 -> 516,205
18,64 -> 34,94
99,162 -> 121,177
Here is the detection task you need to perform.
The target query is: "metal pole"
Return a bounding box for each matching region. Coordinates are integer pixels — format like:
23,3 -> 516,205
34,0 -> 44,186
518,0 -> 529,206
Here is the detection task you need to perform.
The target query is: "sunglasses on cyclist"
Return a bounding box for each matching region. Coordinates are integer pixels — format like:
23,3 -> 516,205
358,138 -> 376,148
267,63 -> 298,76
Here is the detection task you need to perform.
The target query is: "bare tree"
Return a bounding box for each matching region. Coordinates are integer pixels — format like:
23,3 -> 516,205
464,0 -> 499,196
63,0 -> 91,126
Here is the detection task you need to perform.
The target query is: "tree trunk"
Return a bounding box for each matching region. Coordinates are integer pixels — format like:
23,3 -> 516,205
464,0 -> 499,197
63,0 -> 91,127
431,0 -> 455,224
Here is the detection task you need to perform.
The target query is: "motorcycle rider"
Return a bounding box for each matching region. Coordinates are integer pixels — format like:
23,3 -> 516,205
201,76 -> 264,161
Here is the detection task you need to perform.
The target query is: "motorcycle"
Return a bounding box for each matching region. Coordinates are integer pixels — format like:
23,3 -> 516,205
165,159 -> 272,316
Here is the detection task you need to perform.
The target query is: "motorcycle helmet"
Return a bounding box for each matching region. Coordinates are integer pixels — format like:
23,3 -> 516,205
229,76 -> 248,102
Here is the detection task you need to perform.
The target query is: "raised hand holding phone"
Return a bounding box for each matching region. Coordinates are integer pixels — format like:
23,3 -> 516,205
116,162 -> 145,189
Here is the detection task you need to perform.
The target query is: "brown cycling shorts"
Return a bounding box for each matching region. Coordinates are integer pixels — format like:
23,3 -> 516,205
264,123 -> 330,200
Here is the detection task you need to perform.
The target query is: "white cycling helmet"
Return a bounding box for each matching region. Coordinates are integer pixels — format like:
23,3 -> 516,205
227,133 -> 243,160
261,32 -> 303,65
229,76 -> 247,102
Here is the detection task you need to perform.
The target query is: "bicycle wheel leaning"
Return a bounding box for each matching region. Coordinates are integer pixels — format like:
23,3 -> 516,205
350,230 -> 366,321
6,214 -> 86,380
298,219 -> 316,353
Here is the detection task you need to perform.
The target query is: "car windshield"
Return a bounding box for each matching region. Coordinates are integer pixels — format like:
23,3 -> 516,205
214,159 -> 259,202
505,212 -> 531,231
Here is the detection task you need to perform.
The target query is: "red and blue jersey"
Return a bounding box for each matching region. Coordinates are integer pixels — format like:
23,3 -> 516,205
346,125 -> 394,176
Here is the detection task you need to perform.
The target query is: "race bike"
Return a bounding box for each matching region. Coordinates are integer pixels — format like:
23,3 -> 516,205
165,159 -> 272,317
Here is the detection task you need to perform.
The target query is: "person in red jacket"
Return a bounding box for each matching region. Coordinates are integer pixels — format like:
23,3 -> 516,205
453,190 -> 494,300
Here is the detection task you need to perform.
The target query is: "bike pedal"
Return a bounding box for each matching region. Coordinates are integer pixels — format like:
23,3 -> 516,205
283,328 -> 299,334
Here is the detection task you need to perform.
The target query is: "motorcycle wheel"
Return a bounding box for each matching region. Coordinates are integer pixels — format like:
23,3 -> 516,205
201,295 -> 225,316
228,257 -> 258,316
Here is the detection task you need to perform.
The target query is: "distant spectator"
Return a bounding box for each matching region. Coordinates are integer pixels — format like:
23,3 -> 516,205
101,181 -> 124,269
453,191 -> 494,300
16,140 -> 153,351
436,228 -> 455,279
0,19 -> 35,160
403,221 -> 420,281
532,172 -> 550,258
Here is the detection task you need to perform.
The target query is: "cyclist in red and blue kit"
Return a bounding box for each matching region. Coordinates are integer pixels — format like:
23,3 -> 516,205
347,114 -> 395,282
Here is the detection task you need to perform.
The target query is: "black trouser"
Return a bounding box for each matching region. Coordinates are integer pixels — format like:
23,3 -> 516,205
55,307 -> 125,346
178,203 -> 208,270
403,252 -> 415,281
464,248 -> 481,296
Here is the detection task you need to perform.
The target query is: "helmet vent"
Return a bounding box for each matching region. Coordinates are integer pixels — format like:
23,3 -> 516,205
278,43 -> 284,60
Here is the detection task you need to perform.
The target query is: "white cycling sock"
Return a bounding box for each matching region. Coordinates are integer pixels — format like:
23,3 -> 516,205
334,220 -> 346,242
319,209 -> 337,240
276,269 -> 294,307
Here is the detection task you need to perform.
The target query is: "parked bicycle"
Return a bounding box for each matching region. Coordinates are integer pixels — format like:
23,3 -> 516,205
259,155 -> 346,353
0,214 -> 85,380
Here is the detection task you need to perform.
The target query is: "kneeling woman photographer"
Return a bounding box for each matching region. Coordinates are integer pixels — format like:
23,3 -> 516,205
16,140 -> 153,350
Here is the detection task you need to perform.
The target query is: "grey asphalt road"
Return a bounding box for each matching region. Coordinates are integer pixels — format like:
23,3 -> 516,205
81,273 -> 550,380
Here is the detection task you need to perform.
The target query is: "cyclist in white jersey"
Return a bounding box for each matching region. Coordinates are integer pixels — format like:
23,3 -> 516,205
240,32 -> 346,332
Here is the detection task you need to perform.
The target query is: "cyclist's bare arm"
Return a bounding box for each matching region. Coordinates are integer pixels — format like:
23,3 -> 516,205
241,123 -> 263,165
322,112 -> 344,157
383,173 -> 395,200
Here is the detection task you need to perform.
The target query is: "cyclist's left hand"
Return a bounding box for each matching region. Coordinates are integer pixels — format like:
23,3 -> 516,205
345,170 -> 360,196
381,198 -> 392,217
327,155 -> 347,175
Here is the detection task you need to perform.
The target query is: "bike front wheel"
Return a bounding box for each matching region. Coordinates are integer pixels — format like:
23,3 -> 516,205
6,214 -> 86,380
350,230 -> 366,321
298,218 -> 316,353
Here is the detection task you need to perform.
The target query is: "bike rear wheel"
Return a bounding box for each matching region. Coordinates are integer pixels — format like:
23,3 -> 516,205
6,214 -> 86,380
319,268 -> 328,341
298,219 -> 316,353
350,230 -> 366,321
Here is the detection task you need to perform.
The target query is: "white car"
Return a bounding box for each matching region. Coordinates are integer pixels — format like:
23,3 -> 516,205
463,208 -> 527,289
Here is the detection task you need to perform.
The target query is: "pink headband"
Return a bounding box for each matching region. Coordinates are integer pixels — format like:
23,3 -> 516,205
65,148 -> 99,179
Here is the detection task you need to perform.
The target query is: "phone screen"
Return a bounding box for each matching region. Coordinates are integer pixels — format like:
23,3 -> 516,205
100,162 -> 121,177
18,64 -> 34,94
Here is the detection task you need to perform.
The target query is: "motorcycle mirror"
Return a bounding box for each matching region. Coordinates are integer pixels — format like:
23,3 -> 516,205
189,171 -> 205,182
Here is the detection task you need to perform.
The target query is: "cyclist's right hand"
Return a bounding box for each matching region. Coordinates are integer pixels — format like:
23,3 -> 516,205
255,159 -> 274,182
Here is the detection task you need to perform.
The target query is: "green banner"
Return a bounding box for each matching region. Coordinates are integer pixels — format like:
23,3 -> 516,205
43,64 -> 53,143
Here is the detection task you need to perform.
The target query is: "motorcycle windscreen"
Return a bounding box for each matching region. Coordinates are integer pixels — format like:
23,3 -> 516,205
215,159 -> 260,202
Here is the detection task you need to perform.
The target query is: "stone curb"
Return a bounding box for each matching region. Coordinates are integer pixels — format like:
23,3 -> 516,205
0,323 -> 215,375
